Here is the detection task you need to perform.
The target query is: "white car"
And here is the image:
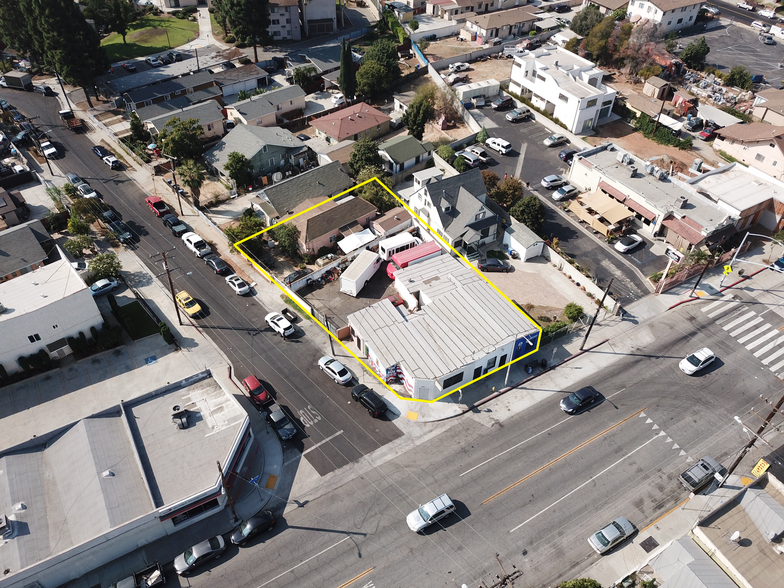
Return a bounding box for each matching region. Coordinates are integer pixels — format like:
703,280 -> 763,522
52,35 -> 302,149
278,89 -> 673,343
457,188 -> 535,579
761,34 -> 775,44
90,277 -> 119,297
752,20 -> 771,32
265,312 -> 295,337
103,155 -> 120,169
541,174 -> 565,189
588,517 -> 635,554
318,355 -> 352,385
486,137 -> 512,154
449,62 -> 470,72
77,183 -> 99,199
737,1 -> 754,9
759,8 -> 776,18
181,232 -> 211,258
40,141 -> 58,159
226,274 -> 250,295
553,185 -> 577,201
679,347 -> 716,375
332,93 -> 345,106
455,150 -> 482,168
543,134 -> 568,147
614,234 -> 643,253
466,145 -> 491,163
406,494 -> 456,533
702,4 -> 720,15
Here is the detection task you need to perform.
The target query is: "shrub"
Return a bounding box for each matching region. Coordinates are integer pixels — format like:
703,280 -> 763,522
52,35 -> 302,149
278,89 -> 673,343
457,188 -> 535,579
542,321 -> 569,337
453,156 -> 468,172
564,303 -> 584,322
410,19 -> 419,31
239,57 -> 252,65
437,144 -> 455,163
160,322 -> 175,345
417,38 -> 430,51
225,34 -> 236,43
316,246 -> 334,258
97,325 -> 123,350
38,349 -> 51,369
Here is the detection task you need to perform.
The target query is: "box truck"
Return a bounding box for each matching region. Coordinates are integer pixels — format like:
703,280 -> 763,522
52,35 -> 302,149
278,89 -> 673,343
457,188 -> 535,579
2,71 -> 33,91
340,250 -> 382,297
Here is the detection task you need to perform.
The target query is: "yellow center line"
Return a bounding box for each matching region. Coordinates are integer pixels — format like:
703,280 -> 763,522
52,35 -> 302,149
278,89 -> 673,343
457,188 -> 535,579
336,568 -> 374,588
482,407 -> 648,505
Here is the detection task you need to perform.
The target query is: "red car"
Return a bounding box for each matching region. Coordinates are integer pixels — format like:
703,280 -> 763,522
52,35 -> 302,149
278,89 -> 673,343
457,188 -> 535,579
243,375 -> 272,409
145,196 -> 170,217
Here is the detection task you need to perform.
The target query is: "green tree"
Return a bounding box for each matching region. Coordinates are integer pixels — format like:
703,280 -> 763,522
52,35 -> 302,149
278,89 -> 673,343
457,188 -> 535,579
564,303 -> 584,322
363,38 -> 401,85
338,37 -> 357,102
63,234 -> 94,257
293,65 -> 317,89
564,37 -> 579,54
453,156 -> 468,172
129,111 -> 149,145
268,223 -> 300,257
510,195 -> 545,234
410,19 -> 419,31
356,167 -> 397,212
0,0 -> 36,61
436,145 -> 455,163
492,177 -> 524,210
680,36 -> 710,70
356,61 -> 388,98
570,5 -> 603,36
585,15 -> 616,65
68,213 -> 90,236
109,0 -> 134,44
177,159 -> 206,198
348,137 -> 382,176
774,229 -> 784,244
402,98 -> 433,140
225,208 -> 266,244
237,89 -> 251,101
665,31 -> 678,53
70,198 -> 101,222
224,151 -> 253,191
82,0 -> 111,32
558,579 -> 602,588
638,64 -> 663,80
157,117 -> 204,161
726,65 -> 752,90
220,0 -> 270,62
476,126 -> 489,143
89,252 -> 122,280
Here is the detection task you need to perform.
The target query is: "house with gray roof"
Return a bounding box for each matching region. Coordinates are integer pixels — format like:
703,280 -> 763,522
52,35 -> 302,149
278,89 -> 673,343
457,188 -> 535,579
0,220 -> 50,283
212,63 -> 270,98
407,168 -> 500,257
225,85 -> 307,127
378,134 -> 434,183
291,195 -> 378,254
147,100 -> 225,140
250,160 -> 353,223
124,71 -> 215,109
203,125 -> 309,182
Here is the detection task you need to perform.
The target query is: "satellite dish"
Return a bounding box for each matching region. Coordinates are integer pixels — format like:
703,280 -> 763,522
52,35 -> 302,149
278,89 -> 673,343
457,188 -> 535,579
730,531 -> 741,543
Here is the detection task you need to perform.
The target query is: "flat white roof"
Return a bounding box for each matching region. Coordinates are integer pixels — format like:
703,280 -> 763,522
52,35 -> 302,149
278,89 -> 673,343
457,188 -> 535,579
689,165 -> 784,212
0,258 -> 88,324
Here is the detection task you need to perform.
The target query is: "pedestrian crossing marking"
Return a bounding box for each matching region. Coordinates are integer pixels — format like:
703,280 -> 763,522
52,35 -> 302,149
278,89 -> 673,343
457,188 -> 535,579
723,311 -> 757,331
746,329 -> 779,350
730,317 -> 764,336
737,325 -> 771,344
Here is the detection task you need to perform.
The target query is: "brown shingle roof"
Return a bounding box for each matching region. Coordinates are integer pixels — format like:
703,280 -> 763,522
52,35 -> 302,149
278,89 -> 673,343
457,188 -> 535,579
649,0 -> 699,11
467,7 -> 538,31
293,196 -> 378,243
661,215 -> 704,245
715,122 -> 784,143
310,102 -> 390,142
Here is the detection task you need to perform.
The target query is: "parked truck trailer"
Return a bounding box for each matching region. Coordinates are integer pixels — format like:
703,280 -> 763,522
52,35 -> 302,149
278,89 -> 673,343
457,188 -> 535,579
340,250 -> 382,297
2,71 -> 33,91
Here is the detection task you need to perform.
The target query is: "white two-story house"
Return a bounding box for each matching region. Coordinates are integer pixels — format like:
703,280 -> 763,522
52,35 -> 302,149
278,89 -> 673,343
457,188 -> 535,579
508,45 -> 616,134
626,0 -> 701,34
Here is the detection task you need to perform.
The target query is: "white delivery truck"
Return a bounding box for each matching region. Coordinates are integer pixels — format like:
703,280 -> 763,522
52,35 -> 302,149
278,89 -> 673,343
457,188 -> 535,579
340,250 -> 382,297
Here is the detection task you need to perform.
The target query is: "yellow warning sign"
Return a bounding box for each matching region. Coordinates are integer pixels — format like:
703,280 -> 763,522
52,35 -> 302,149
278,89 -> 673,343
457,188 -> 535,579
724,265 -> 733,275
751,458 -> 770,478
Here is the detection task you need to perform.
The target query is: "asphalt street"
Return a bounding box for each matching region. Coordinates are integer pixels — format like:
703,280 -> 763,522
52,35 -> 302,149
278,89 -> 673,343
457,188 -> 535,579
178,294 -> 780,588
4,88 -> 402,478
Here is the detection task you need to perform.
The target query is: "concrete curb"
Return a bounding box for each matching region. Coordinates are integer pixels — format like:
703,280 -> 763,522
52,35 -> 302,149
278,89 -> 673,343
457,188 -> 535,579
666,267 -> 768,310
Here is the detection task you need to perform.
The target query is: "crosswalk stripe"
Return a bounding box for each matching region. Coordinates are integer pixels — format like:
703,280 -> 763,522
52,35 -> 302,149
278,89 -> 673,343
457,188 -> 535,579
730,317 -> 764,337
706,300 -> 741,318
701,299 -> 726,313
762,347 -> 784,366
768,357 -> 784,372
738,325 -> 772,344
746,329 -> 780,350
715,306 -> 750,324
723,311 -> 757,331
754,334 -> 784,357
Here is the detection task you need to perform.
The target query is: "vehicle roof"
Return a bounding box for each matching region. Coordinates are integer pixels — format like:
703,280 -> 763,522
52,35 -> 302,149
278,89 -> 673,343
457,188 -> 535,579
692,348 -> 714,361
574,386 -> 598,399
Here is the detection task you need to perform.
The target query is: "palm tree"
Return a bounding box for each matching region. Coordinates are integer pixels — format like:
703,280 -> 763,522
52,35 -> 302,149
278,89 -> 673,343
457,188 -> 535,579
177,159 -> 206,206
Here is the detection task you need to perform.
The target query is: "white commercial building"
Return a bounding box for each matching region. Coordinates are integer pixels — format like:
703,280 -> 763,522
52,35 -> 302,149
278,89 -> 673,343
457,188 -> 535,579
508,45 -> 616,134
626,0 -> 701,35
0,255 -> 103,376
347,256 -> 540,401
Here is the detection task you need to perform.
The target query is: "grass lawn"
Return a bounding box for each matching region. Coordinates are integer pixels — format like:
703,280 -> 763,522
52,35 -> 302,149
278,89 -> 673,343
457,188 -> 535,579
113,300 -> 161,340
101,15 -> 199,62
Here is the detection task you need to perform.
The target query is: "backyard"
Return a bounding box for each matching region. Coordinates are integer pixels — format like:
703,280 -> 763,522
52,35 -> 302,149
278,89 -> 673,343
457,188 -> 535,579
101,15 -> 199,61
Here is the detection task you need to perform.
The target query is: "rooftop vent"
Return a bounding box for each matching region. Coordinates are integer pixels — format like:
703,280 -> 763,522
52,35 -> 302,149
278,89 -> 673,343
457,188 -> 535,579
629,166 -> 637,178
172,407 -> 189,430
675,195 -> 688,208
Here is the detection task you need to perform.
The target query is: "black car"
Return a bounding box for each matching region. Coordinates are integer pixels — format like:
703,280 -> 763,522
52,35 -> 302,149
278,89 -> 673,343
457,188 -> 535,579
34,85 -> 53,96
231,510 -> 275,546
683,117 -> 703,132
284,268 -> 313,285
554,4 -> 570,12
478,258 -> 511,273
559,148 -> 580,163
559,386 -> 602,414
162,213 -> 180,228
92,145 -> 112,158
204,253 -> 231,275
351,384 -> 388,418
171,222 -> 189,237
491,96 -> 514,111
109,221 -> 133,244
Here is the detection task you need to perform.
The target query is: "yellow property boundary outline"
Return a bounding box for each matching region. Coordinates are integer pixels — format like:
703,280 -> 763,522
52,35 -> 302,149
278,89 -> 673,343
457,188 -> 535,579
233,176 -> 542,404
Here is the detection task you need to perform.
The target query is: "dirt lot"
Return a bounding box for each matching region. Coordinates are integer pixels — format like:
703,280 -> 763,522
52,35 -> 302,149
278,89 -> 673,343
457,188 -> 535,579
424,37 -> 476,61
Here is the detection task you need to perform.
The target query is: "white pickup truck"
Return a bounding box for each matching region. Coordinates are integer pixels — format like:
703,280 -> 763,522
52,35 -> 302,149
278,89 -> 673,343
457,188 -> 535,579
737,1 -> 754,10
39,141 -> 57,159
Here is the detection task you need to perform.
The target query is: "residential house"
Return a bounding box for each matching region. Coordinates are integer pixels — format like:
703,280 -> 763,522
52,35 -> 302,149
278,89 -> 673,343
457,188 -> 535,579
427,0 -> 528,20
713,123 -> 784,182
753,88 -> 784,125
300,0 -> 338,36
290,195 -> 378,254
146,100 -> 225,141
124,71 -> 215,110
508,45 -> 616,134
463,7 -> 538,43
203,125 -> 309,183
211,64 -> 270,98
0,188 -> 29,229
626,0 -> 701,34
347,255 -> 540,401
584,0 -> 628,14
132,88 -> 224,120
225,85 -> 307,127
377,135 -> 434,182
396,167 -> 446,202
387,1 -> 416,22
269,0 -> 302,40
311,103 -> 391,144
286,43 -> 342,78
371,206 -> 413,237
407,168 -> 500,256
642,76 -> 669,99
250,161 -> 354,224
0,220 -> 50,283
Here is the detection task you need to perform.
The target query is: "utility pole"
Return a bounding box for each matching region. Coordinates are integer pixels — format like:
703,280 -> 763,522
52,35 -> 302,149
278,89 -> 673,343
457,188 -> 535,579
688,252 -> 716,298
151,249 -> 182,326
652,82 -> 670,135
216,461 -> 239,523
580,278 -> 613,351
55,70 -> 73,110
324,314 -> 336,355
161,153 -> 185,215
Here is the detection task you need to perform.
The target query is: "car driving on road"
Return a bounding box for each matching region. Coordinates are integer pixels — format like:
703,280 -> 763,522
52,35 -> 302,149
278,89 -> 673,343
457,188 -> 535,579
407,494 -> 456,533
679,347 -> 715,375
560,386 -> 602,414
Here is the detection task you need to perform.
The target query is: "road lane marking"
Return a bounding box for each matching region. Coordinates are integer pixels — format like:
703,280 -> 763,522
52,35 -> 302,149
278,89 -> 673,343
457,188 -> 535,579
482,408 -> 647,504
737,325 -> 771,344
509,435 -> 659,532
722,311 -> 756,330
303,430 -> 345,455
258,536 -> 352,587
729,316 -> 763,336
336,568 -> 374,588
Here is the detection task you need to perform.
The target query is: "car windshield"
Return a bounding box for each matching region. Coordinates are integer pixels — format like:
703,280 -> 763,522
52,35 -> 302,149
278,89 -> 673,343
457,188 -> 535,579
686,354 -> 702,367
567,392 -> 581,405
239,521 -> 252,537
337,367 -> 348,377
183,299 -> 197,309
620,237 -> 635,246
183,548 -> 196,565
418,506 -> 434,522
595,530 -> 610,547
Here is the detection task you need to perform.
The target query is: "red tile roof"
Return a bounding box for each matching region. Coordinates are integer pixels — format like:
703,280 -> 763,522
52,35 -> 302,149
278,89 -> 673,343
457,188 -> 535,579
310,102 -> 390,142
662,215 -> 704,245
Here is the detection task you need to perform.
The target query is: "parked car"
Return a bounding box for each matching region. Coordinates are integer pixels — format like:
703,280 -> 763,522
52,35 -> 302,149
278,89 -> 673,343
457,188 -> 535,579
243,375 -> 272,409
541,174 -> 566,189
554,4 -> 570,12
77,183 -> 99,199
266,312 -> 295,337
702,4 -> 720,15
679,456 -> 722,491
33,85 -> 52,96
486,137 -> 512,154
737,1 -> 754,10
760,8 -> 777,18
679,347 -> 715,375
559,386 -> 602,414
553,184 -> 578,201
614,234 -> 643,253
407,494 -> 456,532
488,37 -> 503,46
103,154 -> 121,169
66,172 -> 85,187
506,107 -> 532,122
751,20 -> 771,32
284,268 -> 313,285
588,517 -> 635,554
771,256 -> 784,273
267,404 -> 297,440
449,62 -> 470,72
145,196 -> 170,217
478,258 -> 511,272
491,96 -> 514,110
699,128 -> 717,141
351,384 -> 388,417
226,274 -> 250,295
204,253 -> 231,275
175,290 -> 202,317
220,60 -> 236,70
92,145 -> 112,158
174,536 -> 225,576
455,150 -> 482,168
760,34 -> 775,44
145,57 -> 163,67
559,147 -> 580,163
182,232 -> 211,257
466,145 -> 491,163
683,117 -> 703,132
90,278 -> 119,297
332,92 -> 345,106
231,510 -> 275,546
544,133 -> 568,147
121,62 -> 137,72
318,355 -> 352,385
109,221 -> 133,244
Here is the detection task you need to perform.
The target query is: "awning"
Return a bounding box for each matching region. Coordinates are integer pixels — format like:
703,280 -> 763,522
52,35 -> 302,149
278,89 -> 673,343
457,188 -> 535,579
568,200 -> 595,224
624,198 -> 656,221
338,228 -> 376,253
661,215 -> 704,245
598,181 -> 627,203
577,191 -> 633,224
